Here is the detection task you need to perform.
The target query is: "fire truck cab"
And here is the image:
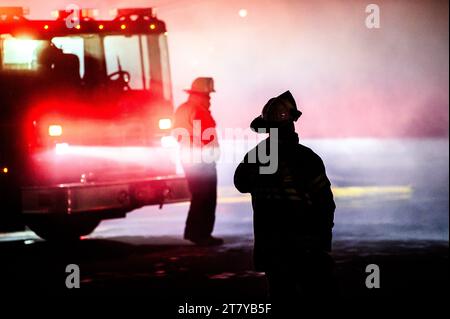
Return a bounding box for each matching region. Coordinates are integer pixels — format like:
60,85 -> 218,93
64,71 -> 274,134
0,7 -> 190,240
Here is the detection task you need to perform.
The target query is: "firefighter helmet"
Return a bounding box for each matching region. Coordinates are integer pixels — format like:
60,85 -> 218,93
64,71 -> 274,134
184,77 -> 216,95
250,90 -> 302,131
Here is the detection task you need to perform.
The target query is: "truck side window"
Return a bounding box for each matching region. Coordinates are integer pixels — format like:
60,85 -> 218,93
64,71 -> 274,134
1,37 -> 46,70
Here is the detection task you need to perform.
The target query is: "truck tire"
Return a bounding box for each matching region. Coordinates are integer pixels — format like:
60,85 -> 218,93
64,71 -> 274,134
25,215 -> 101,241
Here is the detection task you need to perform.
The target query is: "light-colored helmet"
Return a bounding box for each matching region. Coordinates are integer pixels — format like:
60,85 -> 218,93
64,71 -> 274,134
184,77 -> 216,95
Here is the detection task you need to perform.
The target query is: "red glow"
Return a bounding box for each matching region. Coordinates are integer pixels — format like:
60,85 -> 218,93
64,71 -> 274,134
30,144 -> 179,185
22,88 -> 176,185
7,0 -> 447,141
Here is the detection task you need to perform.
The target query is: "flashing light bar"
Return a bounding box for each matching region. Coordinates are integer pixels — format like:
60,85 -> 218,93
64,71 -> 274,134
113,8 -> 156,18
52,8 -> 99,21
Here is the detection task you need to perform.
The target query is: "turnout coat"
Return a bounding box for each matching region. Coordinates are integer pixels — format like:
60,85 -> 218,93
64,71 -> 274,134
234,132 -> 335,271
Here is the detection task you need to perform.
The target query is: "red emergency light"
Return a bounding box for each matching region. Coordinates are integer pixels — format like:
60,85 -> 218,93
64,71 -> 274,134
115,8 -> 156,18
52,8 -> 99,21
0,7 -> 28,16
0,7 -> 166,37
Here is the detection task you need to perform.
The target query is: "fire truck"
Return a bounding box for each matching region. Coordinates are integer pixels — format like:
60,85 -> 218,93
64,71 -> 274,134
0,7 -> 191,240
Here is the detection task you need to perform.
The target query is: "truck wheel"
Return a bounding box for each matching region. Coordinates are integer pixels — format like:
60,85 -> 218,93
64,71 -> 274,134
25,215 -> 101,241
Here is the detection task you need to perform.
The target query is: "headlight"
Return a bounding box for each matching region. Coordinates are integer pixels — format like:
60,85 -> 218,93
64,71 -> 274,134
159,118 -> 172,130
48,124 -> 63,137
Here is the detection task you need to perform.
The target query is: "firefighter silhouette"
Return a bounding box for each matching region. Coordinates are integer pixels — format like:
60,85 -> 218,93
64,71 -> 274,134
38,42 -> 80,84
174,77 -> 223,246
234,91 -> 336,309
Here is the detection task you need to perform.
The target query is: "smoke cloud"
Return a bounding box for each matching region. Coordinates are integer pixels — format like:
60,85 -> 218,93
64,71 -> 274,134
5,0 -> 449,137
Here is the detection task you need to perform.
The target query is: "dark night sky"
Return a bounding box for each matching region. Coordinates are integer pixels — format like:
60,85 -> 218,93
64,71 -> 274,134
3,0 -> 449,137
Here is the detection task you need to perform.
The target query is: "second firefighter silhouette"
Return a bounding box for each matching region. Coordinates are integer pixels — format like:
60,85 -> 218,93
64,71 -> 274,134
174,77 -> 223,246
234,91 -> 336,303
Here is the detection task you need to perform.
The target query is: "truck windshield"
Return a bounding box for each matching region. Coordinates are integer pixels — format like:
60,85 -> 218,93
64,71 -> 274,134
104,35 -> 150,90
104,34 -> 172,101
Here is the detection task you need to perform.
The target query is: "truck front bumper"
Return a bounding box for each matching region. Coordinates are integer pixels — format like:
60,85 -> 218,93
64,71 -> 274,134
22,175 -> 190,217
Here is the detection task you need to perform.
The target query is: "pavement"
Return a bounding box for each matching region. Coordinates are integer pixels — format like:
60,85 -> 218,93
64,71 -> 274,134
0,139 -> 448,315
0,187 -> 447,301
